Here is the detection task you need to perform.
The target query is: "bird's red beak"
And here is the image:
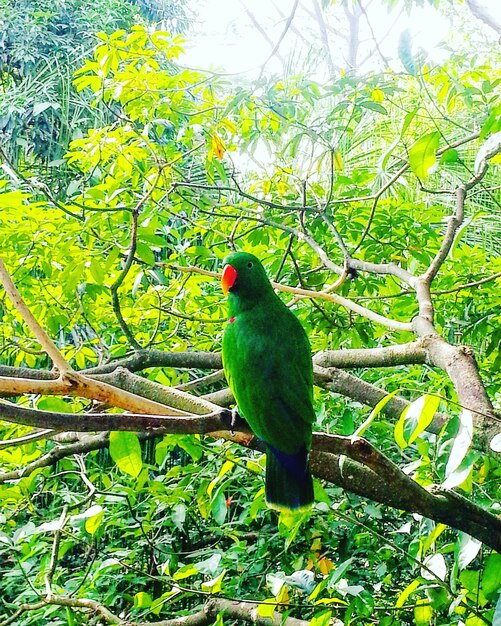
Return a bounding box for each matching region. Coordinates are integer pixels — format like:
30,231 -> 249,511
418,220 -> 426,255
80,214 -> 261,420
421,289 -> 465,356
221,264 -> 238,296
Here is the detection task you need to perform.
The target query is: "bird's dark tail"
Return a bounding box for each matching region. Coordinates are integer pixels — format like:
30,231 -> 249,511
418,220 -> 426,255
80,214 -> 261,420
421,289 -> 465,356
265,445 -> 314,511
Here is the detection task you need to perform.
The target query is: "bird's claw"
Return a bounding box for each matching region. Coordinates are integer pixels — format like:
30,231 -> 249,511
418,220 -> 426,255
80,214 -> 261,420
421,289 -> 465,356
230,406 -> 240,436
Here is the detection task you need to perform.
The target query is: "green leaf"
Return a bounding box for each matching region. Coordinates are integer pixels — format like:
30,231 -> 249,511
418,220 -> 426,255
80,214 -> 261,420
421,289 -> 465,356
396,579 -> 420,607
109,431 -> 142,477
173,563 -> 199,580
355,390 -> 400,437
309,610 -> 332,626
493,594 -> 501,626
89,257 -> 105,284
408,132 -> 440,179
439,148 -> 459,164
360,100 -> 388,115
135,242 -> 156,265
37,397 -> 73,413
480,103 -> 501,139
394,394 -> 440,449
482,553 -> 501,598
210,484 -> 227,525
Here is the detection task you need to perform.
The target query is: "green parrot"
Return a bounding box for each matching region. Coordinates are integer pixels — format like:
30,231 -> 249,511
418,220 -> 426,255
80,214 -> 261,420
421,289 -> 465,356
221,251 -> 315,511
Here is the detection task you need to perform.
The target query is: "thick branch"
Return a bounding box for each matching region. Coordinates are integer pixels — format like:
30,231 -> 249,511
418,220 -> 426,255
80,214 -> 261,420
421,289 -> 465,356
413,318 -> 499,448
83,349 -> 222,375
314,366 -> 446,435
0,398 -> 499,549
314,342 -> 427,368
0,596 -> 327,626
465,0 -> 501,37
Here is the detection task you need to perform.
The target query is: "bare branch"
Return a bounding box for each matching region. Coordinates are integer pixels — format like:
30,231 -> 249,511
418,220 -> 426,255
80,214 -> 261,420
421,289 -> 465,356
311,0 -> 337,76
465,0 -> 501,37
423,186 -> 466,285
258,0 -> 300,78
314,365 -> 446,435
169,264 -> 413,332
314,342 -> 427,369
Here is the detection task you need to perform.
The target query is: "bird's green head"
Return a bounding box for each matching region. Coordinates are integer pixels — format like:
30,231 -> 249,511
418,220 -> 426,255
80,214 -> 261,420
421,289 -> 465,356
221,252 -> 274,307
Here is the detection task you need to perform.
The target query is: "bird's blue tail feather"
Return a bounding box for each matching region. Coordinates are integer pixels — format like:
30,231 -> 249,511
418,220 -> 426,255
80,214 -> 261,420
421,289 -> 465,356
265,444 -> 313,510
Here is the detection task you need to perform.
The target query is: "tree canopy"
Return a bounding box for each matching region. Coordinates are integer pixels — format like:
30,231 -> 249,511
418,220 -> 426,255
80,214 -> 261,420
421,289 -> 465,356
0,1 -> 500,625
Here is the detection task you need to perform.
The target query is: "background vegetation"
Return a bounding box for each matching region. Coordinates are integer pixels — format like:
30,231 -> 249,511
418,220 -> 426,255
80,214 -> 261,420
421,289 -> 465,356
0,0 -> 500,625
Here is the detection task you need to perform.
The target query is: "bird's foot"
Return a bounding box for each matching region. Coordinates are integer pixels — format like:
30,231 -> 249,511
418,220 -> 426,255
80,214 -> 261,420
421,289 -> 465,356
230,406 -> 241,436
220,407 -> 242,436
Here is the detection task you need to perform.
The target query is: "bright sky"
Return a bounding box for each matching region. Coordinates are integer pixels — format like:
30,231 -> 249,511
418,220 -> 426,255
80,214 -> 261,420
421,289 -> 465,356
181,0 -> 501,79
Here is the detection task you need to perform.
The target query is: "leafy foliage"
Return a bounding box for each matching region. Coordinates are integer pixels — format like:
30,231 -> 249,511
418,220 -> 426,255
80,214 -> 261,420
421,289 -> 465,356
0,4 -> 500,626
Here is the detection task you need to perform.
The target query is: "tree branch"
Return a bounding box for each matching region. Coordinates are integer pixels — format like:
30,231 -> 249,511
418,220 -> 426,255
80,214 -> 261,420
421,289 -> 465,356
0,398 -> 499,550
0,257 -> 72,374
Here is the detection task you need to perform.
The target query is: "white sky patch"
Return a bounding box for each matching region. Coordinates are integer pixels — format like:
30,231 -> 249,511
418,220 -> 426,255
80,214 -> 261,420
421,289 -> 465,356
181,0 -> 501,78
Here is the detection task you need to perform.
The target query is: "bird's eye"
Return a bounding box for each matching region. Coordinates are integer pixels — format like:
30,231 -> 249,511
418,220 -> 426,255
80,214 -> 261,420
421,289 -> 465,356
247,261 -> 253,268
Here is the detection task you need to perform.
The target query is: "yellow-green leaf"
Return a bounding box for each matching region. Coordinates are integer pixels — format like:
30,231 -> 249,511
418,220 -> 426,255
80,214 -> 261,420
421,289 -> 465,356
85,509 -> 104,535
173,563 -> 199,580
257,599 -> 276,618
134,592 -> 152,608
109,431 -> 142,477
409,132 -> 440,179
333,149 -> 344,171
414,598 -> 433,625
201,570 -> 226,593
207,460 -> 234,497
394,394 -> 440,449
396,579 -> 421,607
355,390 -> 400,437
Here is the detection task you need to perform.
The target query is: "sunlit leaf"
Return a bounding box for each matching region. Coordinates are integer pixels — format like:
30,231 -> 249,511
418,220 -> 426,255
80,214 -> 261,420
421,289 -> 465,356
109,431 -> 142,478
444,410 -> 473,480
408,132 -> 440,179
201,570 -> 226,593
394,394 -> 440,448
421,553 -> 447,581
309,610 -> 332,626
134,592 -> 152,608
356,390 -> 400,437
457,533 -> 482,570
396,579 -> 421,607
414,598 -> 433,625
85,509 -> 104,535
173,564 -> 198,580
257,599 -> 276,618
333,150 -> 344,171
